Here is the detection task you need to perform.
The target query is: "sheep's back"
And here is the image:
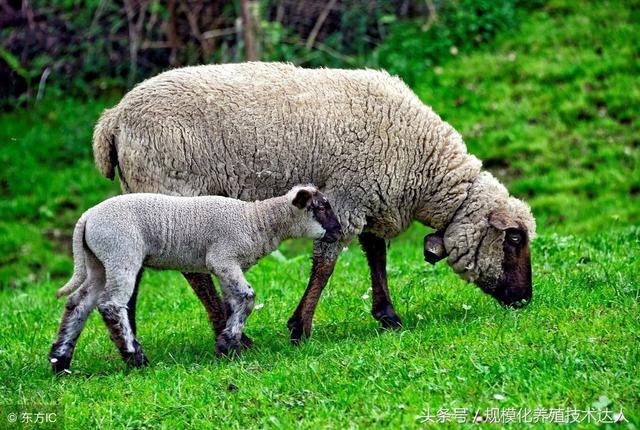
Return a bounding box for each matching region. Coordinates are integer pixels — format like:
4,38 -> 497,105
111,63 -> 446,237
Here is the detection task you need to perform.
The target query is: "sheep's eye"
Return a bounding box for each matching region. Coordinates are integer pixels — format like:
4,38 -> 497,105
506,230 -> 523,245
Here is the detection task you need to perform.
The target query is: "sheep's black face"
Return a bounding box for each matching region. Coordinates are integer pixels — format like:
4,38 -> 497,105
309,194 -> 342,243
478,228 -> 532,308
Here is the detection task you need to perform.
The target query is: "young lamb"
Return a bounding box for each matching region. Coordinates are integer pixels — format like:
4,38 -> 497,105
49,185 -> 341,373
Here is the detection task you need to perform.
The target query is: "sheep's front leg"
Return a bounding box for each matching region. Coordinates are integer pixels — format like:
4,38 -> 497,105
288,240 -> 342,344
209,264 -> 255,356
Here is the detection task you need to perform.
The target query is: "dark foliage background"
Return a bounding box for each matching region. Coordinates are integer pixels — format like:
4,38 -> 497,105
1,0 -> 537,107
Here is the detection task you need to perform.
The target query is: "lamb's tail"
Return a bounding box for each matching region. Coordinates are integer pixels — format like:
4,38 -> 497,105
92,107 -> 119,180
56,215 -> 88,298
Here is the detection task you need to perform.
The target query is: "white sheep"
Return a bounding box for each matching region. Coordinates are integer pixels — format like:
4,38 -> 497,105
92,62 -> 536,344
49,185 -> 341,373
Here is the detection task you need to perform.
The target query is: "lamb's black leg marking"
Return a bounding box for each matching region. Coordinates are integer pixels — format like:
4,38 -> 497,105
288,241 -> 341,344
359,232 -> 402,329
226,301 -> 254,349
97,269 -> 149,368
211,265 -> 255,357
183,272 -> 253,349
49,286 -> 98,374
127,268 -> 143,336
98,302 -> 148,368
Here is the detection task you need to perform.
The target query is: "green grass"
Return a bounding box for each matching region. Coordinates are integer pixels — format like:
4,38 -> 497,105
1,0 -> 638,428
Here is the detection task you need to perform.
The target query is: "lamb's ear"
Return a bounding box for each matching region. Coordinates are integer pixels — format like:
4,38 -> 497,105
489,210 -> 519,231
291,189 -> 313,209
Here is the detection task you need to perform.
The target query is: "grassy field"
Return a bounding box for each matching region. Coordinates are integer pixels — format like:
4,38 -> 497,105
1,0 -> 638,428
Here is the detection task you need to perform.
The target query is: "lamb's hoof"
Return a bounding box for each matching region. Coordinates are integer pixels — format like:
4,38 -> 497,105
240,333 -> 254,350
287,317 -> 309,345
49,355 -> 72,375
124,352 -> 149,368
373,308 -> 403,330
123,341 -> 149,368
216,334 -> 241,357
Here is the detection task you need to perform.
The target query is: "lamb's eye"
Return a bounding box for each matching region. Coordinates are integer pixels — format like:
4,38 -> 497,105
506,231 -> 523,245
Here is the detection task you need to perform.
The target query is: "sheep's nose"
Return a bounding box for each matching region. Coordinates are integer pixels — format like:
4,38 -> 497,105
505,298 -> 530,309
498,289 -> 532,308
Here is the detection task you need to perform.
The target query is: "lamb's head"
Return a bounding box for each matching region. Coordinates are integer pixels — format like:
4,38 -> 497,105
426,172 -> 536,308
287,185 -> 342,243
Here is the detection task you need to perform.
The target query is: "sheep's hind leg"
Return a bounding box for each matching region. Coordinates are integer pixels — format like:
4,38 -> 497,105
209,265 -> 255,357
98,268 -> 149,368
359,232 -> 402,329
183,272 -> 254,349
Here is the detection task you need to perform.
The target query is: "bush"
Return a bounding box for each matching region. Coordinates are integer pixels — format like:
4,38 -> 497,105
0,0 -> 537,108
373,0 -> 520,86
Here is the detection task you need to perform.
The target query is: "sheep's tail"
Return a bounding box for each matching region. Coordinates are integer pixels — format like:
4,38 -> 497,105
92,107 -> 119,180
56,215 -> 88,298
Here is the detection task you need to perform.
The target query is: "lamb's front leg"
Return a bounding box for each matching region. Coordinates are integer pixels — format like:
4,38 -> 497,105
209,263 -> 255,356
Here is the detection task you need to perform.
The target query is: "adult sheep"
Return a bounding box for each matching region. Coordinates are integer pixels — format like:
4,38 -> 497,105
92,62 -> 536,345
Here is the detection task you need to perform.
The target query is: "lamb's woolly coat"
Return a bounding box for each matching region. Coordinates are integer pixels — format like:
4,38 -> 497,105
93,62 -> 535,285
57,186 -> 325,297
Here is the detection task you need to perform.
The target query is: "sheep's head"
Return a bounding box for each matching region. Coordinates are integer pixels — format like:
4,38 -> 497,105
288,185 -> 342,243
428,173 -> 536,308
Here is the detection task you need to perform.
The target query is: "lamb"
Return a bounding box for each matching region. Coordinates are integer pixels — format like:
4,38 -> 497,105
92,62 -> 536,345
49,185 -> 342,373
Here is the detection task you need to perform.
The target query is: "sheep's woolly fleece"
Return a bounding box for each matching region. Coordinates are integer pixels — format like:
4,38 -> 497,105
93,61 -> 535,284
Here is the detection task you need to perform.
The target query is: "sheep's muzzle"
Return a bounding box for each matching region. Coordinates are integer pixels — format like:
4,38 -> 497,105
483,241 -> 532,308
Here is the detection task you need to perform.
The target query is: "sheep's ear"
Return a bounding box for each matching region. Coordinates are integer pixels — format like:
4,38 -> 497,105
489,210 -> 519,231
291,189 -> 313,209
424,230 -> 447,265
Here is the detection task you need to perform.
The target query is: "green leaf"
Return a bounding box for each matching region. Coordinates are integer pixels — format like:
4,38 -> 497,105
0,47 -> 30,81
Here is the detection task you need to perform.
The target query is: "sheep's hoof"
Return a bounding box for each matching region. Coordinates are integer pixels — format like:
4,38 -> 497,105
287,317 -> 309,345
216,334 -> 241,357
49,355 -> 72,375
379,315 -> 403,330
373,307 -> 403,330
240,333 -> 254,349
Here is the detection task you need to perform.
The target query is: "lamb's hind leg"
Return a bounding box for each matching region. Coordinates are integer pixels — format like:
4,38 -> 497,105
50,255 -> 104,374
98,267 -> 148,367
209,265 -> 255,356
50,284 -> 100,374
